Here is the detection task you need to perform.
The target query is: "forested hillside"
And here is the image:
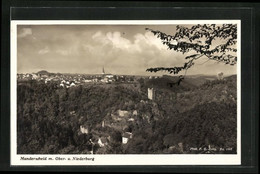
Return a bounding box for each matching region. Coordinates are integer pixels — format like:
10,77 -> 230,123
17,76 -> 237,154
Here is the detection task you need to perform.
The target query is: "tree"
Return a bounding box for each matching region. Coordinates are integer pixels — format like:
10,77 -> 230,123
146,24 -> 237,75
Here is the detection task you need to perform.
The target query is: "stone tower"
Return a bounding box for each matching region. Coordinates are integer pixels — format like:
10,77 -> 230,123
148,88 -> 155,100
217,72 -> 224,80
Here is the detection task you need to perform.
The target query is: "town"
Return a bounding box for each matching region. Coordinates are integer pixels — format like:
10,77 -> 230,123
17,68 -> 159,88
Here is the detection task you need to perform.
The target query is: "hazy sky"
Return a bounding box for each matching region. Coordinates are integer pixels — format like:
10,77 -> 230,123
17,24 -> 237,76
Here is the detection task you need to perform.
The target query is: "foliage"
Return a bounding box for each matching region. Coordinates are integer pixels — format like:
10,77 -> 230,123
146,24 -> 237,75
17,76 -> 237,154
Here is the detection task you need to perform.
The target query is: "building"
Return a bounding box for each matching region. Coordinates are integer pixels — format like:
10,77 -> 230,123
118,110 -> 129,117
98,137 -> 108,147
111,113 -> 122,121
84,79 -> 92,83
133,110 -> 138,116
80,125 -> 89,134
122,132 -> 133,144
148,88 -> 155,100
102,120 -> 105,128
70,82 -> 76,87
70,111 -> 76,115
31,73 -> 39,79
128,118 -> 135,122
101,67 -> 115,83
217,72 -> 224,80
105,74 -> 114,78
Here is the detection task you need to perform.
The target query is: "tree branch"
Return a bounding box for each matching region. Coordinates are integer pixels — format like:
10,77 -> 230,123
145,24 -> 237,75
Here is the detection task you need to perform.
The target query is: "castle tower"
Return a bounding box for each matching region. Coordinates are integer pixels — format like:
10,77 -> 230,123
148,88 -> 155,100
217,72 -> 224,80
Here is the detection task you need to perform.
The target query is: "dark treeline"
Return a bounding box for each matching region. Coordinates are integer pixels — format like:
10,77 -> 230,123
17,77 -> 237,154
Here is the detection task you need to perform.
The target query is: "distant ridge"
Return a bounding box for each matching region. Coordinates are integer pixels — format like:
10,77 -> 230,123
37,70 -> 50,75
145,74 -> 237,92
145,76 -> 196,92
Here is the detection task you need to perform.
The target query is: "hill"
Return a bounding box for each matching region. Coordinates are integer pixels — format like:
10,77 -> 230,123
37,70 -> 50,75
185,75 -> 217,86
145,74 -> 236,91
16,74 -> 237,154
144,75 -> 237,114
164,101 -> 237,153
145,75 -> 196,92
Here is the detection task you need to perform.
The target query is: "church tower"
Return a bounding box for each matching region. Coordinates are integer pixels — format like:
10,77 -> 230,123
102,66 -> 105,75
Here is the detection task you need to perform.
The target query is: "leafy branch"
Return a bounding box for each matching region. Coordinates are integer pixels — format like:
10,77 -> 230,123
145,24 -> 237,75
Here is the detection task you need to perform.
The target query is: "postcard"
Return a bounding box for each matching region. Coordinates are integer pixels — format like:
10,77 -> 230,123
10,20 -> 241,165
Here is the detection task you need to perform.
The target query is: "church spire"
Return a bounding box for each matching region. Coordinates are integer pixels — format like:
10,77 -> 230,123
102,66 -> 105,74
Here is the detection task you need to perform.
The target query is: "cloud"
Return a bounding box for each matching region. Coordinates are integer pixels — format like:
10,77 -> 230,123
134,32 -> 167,50
38,47 -> 49,55
17,25 -> 237,75
84,30 -> 185,75
56,49 -> 69,56
92,31 -> 131,50
90,30 -> 168,54
106,31 -> 131,50
18,28 -> 32,38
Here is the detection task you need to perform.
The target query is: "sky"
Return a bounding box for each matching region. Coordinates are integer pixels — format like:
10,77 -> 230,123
17,24 -> 237,76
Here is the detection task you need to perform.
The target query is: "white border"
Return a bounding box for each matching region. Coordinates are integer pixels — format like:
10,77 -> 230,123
10,20 -> 241,166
